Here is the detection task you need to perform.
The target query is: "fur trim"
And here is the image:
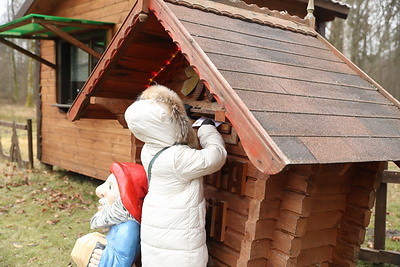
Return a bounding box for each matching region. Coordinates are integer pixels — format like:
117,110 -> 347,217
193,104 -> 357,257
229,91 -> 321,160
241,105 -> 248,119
139,85 -> 199,148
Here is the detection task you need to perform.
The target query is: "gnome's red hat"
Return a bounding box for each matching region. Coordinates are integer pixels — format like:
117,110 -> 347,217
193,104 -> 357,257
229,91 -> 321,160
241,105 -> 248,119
110,162 -> 148,223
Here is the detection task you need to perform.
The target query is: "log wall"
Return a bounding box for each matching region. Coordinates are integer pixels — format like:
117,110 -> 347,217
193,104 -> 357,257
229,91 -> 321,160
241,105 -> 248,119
266,163 -> 382,266
205,143 -> 383,267
204,141 -> 270,266
38,0 -> 135,179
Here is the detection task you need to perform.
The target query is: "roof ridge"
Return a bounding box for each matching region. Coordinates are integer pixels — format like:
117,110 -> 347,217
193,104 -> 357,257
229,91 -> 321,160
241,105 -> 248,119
165,0 -> 317,36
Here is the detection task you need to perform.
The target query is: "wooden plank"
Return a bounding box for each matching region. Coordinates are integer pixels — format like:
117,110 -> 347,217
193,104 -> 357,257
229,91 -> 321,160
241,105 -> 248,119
39,23 -> 102,59
223,228 -> 243,252
305,210 -> 342,231
310,194 -> 347,213
259,199 -> 281,219
226,210 -> 247,234
208,240 -> 240,266
352,168 -> 382,190
248,238 -> 269,259
0,120 -> 28,130
347,185 -> 376,210
337,220 -> 366,246
285,170 -> 312,194
271,230 -> 302,257
0,38 -> 56,69
359,248 -> 400,265
382,170 -> 400,184
204,186 -> 250,216
301,228 -> 337,250
344,204 -> 371,228
264,173 -> 288,200
246,258 -> 267,267
269,249 -> 292,267
297,246 -> 333,265
275,209 -> 307,237
374,183 -> 387,250
280,191 -> 312,216
255,219 -> 276,240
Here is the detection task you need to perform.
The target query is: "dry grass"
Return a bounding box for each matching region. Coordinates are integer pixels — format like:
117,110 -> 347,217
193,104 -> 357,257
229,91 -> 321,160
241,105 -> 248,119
0,104 -> 102,266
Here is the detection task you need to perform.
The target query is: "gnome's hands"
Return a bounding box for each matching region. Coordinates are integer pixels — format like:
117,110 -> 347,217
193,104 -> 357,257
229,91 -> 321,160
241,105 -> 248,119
88,242 -> 105,267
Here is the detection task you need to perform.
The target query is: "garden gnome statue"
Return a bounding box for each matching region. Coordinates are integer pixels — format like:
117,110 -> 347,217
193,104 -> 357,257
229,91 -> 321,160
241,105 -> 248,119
124,84 -> 227,267
71,162 -> 148,267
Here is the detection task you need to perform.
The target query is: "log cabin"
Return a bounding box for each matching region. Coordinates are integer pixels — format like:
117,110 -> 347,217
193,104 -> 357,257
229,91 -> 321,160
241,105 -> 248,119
2,0 -> 400,266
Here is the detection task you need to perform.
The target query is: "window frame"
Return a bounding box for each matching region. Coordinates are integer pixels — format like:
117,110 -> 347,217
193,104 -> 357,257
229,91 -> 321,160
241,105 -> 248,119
56,30 -> 107,108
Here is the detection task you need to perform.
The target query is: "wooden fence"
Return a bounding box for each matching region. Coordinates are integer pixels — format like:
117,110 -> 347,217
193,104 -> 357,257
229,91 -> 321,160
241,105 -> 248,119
359,168 -> 400,265
0,119 -> 34,169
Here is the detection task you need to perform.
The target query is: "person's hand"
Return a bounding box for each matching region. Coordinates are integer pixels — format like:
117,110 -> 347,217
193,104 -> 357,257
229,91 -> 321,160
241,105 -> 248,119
201,118 -> 215,126
184,104 -> 195,119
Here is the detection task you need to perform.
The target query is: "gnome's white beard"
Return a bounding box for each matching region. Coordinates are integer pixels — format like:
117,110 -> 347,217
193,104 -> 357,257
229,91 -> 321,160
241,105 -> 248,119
90,197 -> 134,229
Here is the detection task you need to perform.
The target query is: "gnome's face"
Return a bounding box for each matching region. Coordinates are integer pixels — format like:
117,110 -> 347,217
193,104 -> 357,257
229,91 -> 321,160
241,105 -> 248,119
95,174 -> 120,211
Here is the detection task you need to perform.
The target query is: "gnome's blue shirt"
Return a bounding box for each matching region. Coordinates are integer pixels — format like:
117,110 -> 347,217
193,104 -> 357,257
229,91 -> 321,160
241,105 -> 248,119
99,220 -> 140,267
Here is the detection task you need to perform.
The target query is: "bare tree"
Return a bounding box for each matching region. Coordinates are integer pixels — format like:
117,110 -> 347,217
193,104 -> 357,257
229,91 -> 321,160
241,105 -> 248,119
8,0 -> 20,103
327,0 -> 400,99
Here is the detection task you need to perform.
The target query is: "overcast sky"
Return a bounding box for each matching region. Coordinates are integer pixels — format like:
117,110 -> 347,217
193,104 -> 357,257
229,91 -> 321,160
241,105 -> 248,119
0,1 -> 8,23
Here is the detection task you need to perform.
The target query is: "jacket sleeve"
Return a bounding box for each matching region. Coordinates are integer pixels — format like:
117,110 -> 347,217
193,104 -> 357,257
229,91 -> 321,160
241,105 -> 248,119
173,125 -> 227,181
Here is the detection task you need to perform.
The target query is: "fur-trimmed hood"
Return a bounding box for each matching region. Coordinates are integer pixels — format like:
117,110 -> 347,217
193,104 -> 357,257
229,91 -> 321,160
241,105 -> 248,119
124,85 -> 198,148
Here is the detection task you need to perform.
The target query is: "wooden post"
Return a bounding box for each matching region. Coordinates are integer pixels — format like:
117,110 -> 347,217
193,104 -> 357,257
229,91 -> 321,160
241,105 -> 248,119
374,183 -> 387,251
27,119 -> 34,169
10,121 -> 24,168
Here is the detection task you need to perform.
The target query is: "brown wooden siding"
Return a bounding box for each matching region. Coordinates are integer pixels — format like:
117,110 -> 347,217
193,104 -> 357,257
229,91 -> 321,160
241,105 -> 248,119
255,163 -> 382,266
38,0 -> 134,179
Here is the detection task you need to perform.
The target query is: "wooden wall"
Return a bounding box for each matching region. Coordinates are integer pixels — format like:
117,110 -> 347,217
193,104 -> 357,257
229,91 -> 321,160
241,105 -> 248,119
38,0 -> 136,180
204,140 -> 270,266
204,138 -> 383,266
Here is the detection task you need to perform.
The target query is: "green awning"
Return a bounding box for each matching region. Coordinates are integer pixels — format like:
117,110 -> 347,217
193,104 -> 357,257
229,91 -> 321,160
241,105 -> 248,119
0,13 -> 114,39
0,14 -> 115,68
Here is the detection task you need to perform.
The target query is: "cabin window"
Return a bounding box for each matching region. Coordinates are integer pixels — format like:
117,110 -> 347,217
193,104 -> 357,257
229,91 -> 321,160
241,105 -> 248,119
56,31 -> 106,107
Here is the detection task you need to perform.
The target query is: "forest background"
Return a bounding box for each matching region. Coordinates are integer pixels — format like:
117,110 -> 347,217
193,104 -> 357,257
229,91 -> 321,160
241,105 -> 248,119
0,0 -> 399,105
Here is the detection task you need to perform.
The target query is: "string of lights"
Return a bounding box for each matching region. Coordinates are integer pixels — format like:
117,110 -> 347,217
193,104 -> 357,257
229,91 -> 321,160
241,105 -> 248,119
147,47 -> 181,87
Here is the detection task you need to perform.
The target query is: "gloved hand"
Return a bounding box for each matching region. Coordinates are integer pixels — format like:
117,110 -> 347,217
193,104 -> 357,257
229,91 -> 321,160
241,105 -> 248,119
184,104 -> 195,119
201,118 -> 215,126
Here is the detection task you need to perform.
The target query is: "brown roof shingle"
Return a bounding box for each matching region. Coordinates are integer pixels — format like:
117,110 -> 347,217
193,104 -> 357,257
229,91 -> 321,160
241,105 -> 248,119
164,0 -> 400,167
68,0 -> 400,174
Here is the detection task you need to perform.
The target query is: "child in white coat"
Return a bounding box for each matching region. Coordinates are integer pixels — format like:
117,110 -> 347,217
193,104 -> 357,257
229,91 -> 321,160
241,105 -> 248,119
124,84 -> 227,267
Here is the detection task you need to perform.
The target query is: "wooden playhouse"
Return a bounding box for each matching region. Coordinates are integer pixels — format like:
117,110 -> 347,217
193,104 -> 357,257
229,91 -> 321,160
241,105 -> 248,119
2,0 -> 400,265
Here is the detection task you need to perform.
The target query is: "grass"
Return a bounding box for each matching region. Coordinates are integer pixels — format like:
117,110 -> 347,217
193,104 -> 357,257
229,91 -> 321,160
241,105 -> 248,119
0,103 -> 102,266
0,162 -> 102,266
1,103 -> 400,266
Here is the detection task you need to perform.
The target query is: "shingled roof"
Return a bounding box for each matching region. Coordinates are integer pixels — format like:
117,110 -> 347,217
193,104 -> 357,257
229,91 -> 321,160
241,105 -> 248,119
67,0 -> 400,174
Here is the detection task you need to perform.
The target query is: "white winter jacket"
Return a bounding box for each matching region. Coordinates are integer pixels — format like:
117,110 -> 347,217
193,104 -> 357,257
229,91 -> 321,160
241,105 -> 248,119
125,99 -> 227,267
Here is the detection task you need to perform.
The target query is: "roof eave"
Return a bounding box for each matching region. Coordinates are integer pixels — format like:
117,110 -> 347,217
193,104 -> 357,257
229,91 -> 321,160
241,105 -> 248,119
67,1 -> 150,122
149,0 -> 290,174
15,0 -> 58,19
